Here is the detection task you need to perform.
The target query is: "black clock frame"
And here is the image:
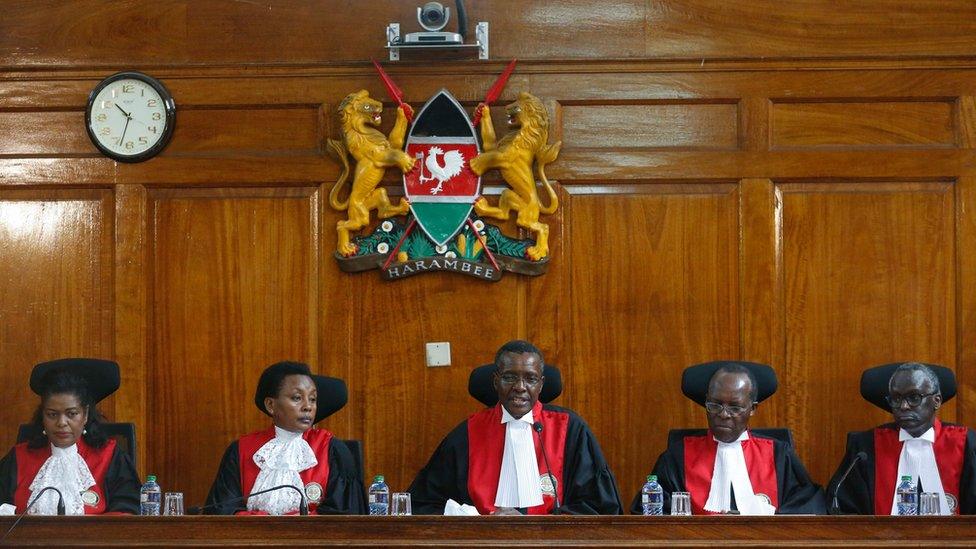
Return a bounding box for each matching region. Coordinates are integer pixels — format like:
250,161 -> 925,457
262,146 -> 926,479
85,71 -> 176,163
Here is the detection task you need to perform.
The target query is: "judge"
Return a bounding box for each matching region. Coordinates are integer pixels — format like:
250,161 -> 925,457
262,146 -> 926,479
630,361 -> 825,515
204,361 -> 365,515
0,358 -> 141,515
827,362 -> 976,515
408,340 -> 623,515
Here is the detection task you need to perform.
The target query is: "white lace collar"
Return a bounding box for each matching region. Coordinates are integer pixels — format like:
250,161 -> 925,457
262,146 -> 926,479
28,443 -> 96,515
246,426 -> 318,515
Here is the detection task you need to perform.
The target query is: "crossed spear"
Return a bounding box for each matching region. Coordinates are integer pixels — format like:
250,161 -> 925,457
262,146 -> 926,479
370,59 -> 518,271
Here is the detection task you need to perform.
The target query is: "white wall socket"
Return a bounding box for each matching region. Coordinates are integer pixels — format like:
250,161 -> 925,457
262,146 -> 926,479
425,341 -> 451,367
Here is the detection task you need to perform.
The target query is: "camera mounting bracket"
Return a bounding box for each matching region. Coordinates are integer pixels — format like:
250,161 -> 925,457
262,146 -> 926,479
386,21 -> 489,61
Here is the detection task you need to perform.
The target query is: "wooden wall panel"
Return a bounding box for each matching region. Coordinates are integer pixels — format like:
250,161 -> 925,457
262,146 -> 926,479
1,0 -> 976,512
0,107 -> 321,157
560,103 -> 739,150
147,187 -> 318,505
354,273 -> 524,491
771,101 -> 956,149
567,185 -> 740,500
4,1 -> 976,67
0,189 -> 113,448
781,182 -> 956,483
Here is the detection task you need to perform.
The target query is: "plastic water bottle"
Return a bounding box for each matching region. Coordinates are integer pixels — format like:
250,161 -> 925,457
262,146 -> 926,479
641,474 -> 664,515
140,474 -> 161,516
896,475 -> 917,515
368,474 -> 390,516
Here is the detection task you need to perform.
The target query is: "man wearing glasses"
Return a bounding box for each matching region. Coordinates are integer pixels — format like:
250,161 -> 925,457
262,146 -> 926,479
630,361 -> 825,515
408,340 -> 623,515
828,362 -> 976,515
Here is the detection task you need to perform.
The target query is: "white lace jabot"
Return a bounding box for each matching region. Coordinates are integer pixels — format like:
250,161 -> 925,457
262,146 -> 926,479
247,426 -> 317,515
28,443 -> 96,515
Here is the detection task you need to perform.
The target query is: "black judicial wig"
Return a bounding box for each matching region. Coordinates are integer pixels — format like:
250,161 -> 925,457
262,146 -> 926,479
29,370 -> 108,449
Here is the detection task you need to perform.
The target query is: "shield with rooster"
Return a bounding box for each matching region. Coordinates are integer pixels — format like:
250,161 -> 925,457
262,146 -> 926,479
404,89 -> 481,246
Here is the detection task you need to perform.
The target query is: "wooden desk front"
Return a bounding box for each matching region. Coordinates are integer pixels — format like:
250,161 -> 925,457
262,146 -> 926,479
1,515 -> 974,547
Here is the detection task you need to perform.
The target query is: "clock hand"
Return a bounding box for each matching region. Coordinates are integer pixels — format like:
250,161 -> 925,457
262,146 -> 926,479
119,116 -> 131,146
115,103 -> 132,118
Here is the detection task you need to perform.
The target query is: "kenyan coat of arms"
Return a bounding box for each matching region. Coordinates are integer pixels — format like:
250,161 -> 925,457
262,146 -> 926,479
327,61 -> 560,282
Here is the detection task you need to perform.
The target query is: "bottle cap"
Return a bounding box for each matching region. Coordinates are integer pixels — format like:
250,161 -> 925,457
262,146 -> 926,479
374,475 -> 385,483
647,475 -> 657,482
901,475 -> 912,481
147,475 -> 156,482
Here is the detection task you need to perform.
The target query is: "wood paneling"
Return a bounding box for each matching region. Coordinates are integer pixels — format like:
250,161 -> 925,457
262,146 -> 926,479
781,181 -> 956,482
771,101 -> 956,149
567,185 -> 740,498
0,107 -> 321,157
0,189 -> 113,447
561,103 -> 738,150
355,273 -> 524,491
4,1 -> 976,67
1,0 -> 975,514
147,187 -> 318,505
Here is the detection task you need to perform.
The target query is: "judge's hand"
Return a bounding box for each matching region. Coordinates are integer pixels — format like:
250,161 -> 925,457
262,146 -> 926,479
490,507 -> 522,516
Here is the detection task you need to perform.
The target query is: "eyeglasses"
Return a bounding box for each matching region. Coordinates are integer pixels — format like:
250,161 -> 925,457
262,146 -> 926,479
497,373 -> 542,387
704,401 -> 755,416
886,392 -> 938,408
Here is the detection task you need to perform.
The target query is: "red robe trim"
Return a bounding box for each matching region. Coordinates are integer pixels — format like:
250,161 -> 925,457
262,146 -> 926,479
13,438 -> 117,514
683,431 -> 779,515
466,401 -> 568,515
237,426 -> 333,515
873,419 -> 967,515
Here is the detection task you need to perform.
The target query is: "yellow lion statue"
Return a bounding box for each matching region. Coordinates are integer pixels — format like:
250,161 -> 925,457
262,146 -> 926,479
327,90 -> 415,257
468,92 -> 560,261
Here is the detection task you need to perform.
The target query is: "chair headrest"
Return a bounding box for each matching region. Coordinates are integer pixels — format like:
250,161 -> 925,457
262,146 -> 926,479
30,358 -> 120,403
860,362 -> 956,411
468,364 -> 562,407
681,360 -> 777,406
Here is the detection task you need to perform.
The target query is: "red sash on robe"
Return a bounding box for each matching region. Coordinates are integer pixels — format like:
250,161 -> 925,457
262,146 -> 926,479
13,438 -> 117,514
466,401 -> 568,515
237,426 -> 333,515
683,431 -> 778,515
873,419 -> 966,515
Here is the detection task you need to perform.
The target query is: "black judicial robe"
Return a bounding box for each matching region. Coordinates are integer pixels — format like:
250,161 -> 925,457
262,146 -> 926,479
827,420 -> 976,515
204,428 -> 366,515
629,430 -> 826,515
0,439 -> 140,514
408,402 -> 623,515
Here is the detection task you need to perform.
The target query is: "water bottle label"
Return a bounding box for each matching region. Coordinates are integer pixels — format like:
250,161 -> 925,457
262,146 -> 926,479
641,494 -> 650,504
369,494 -> 377,503
140,493 -> 148,503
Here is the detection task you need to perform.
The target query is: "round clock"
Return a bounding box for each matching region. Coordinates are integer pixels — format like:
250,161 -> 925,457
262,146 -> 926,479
85,71 -> 176,162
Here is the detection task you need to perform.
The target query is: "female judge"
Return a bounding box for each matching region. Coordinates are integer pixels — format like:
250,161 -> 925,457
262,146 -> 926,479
204,361 -> 365,515
0,358 -> 141,515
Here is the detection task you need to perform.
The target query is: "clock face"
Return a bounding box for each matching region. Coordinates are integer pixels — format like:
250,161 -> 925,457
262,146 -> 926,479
85,72 -> 175,162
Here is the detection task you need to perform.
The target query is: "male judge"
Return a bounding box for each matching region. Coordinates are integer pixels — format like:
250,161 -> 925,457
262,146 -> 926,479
827,362 -> 976,515
630,361 -> 825,515
408,340 -> 623,515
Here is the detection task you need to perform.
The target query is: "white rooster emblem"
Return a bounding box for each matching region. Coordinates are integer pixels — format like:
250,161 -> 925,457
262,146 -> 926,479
418,146 -> 465,195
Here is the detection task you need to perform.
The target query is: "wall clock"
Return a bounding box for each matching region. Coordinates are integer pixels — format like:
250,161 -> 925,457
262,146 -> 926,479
85,71 -> 176,162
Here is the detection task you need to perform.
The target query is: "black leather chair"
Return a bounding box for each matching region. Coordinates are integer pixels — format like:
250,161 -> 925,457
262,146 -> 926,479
337,438 -> 364,484
17,422 -> 138,468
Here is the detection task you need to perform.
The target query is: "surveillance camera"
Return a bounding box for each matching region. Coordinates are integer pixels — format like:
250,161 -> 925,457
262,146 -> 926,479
418,2 -> 450,32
